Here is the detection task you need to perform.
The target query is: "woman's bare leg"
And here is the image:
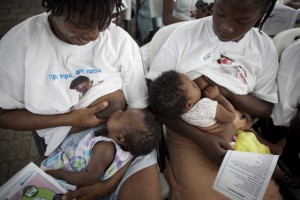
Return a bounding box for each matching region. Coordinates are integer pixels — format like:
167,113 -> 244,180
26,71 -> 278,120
117,163 -> 161,200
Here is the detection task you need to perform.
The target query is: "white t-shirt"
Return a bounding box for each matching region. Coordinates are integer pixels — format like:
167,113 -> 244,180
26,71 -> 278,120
0,12 -> 148,155
173,0 -> 214,21
146,17 -> 278,103
272,40 -> 300,126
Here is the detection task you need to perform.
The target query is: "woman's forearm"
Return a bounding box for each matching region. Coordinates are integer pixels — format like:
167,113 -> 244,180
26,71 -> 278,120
0,102 -> 108,131
225,93 -> 273,119
0,108 -> 70,131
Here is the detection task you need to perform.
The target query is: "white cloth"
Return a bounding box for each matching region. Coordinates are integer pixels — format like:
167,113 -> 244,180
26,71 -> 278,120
0,12 -> 149,156
272,40 -> 300,126
181,97 -> 217,127
191,52 -> 248,94
73,72 -> 122,110
146,17 -> 278,103
173,0 -> 214,21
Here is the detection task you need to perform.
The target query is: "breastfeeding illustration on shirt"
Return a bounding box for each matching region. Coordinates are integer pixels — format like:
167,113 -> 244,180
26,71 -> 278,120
194,52 -> 249,95
48,67 -> 122,111
69,75 -> 94,100
203,52 -> 248,85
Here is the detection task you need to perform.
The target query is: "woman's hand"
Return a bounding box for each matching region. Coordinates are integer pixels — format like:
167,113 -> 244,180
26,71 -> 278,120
66,101 -> 108,128
62,183 -> 105,200
202,133 -> 232,166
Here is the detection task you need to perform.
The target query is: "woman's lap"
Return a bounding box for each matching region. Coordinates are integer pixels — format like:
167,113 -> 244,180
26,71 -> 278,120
108,150 -> 158,200
117,162 -> 161,200
165,129 -> 283,200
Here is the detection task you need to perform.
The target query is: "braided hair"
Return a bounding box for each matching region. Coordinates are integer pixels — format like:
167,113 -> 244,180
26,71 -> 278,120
255,0 -> 277,31
42,0 -> 124,29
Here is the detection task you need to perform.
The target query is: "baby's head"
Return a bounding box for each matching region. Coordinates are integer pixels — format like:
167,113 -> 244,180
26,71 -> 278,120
149,70 -> 201,117
106,109 -> 162,157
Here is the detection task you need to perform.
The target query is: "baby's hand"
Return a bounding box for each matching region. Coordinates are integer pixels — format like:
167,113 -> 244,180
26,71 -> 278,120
204,85 -> 219,99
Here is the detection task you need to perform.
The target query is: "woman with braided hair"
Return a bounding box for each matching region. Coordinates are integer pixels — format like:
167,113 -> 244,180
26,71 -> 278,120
0,0 -> 161,199
146,0 -> 283,199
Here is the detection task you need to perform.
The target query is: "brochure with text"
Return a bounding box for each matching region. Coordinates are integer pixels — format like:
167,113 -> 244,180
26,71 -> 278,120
213,151 -> 279,200
0,162 -> 67,200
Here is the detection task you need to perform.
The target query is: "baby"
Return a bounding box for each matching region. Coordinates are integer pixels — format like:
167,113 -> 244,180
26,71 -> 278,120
149,70 -> 238,144
149,70 -> 287,180
41,109 -> 162,190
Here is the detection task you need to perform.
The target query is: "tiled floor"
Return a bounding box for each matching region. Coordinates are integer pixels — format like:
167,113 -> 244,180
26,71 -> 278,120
0,129 -> 39,186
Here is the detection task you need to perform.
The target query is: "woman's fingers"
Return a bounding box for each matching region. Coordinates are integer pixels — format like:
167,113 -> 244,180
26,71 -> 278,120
89,101 -> 108,115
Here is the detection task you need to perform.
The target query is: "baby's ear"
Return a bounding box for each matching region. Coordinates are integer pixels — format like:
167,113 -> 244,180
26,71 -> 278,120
114,135 -> 125,145
185,101 -> 194,111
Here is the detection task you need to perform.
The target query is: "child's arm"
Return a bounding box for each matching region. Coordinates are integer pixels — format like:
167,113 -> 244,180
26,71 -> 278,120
204,85 -> 236,123
46,141 -> 116,186
193,76 -> 210,91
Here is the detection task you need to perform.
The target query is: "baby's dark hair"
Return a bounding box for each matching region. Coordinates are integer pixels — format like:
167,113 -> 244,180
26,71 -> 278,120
42,0 -> 123,29
121,111 -> 162,157
70,76 -> 89,89
149,70 -> 188,117
255,0 -> 277,31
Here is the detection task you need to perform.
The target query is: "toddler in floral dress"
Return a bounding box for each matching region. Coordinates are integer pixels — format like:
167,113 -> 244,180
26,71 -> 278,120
41,109 -> 161,190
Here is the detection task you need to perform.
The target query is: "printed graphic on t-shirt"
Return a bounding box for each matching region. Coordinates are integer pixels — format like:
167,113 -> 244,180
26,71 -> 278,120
69,75 -> 104,100
48,68 -> 102,81
203,53 -> 248,85
44,65 -> 122,114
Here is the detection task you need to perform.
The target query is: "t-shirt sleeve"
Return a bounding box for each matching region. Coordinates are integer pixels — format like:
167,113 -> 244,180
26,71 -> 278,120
272,41 -> 300,126
118,34 -> 149,109
251,35 -> 278,103
145,30 -> 181,81
0,26 -> 28,109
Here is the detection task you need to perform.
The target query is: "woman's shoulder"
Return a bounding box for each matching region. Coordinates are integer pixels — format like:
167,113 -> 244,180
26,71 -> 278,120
104,23 -> 139,50
164,17 -> 211,43
250,28 -> 275,49
1,13 -> 48,43
107,23 -> 136,41
0,13 -> 48,56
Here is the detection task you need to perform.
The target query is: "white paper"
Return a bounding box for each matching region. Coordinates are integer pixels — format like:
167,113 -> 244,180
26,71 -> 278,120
213,151 -> 279,200
0,162 -> 67,199
262,3 -> 300,36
